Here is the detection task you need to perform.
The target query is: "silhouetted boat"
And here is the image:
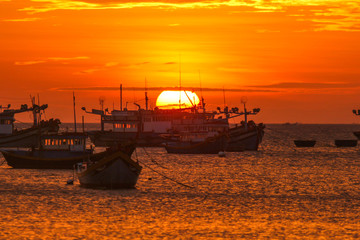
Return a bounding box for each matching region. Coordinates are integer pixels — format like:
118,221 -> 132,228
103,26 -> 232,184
227,122 -> 265,151
0,103 -> 60,147
217,100 -> 264,151
83,89 -> 264,151
334,139 -> 358,147
76,150 -> 142,189
0,133 -> 95,169
294,140 -> 316,147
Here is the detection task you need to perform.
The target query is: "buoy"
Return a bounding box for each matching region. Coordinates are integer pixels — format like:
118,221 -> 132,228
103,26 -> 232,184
66,179 -> 74,185
218,151 -> 226,157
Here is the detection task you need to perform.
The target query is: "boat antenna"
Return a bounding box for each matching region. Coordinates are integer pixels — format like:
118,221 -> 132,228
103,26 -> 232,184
37,93 -> 41,124
120,84 -> 123,111
241,96 -> 248,130
145,77 -> 149,110
179,54 -> 181,109
73,91 -> 77,133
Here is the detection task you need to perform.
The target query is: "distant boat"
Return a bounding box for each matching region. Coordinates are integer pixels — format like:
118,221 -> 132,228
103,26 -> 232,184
334,140 -> 358,147
0,103 -> 60,147
76,150 -> 142,189
294,140 -> 316,147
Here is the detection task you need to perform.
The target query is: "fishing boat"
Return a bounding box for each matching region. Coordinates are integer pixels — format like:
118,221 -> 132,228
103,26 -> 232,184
217,98 -> 265,151
83,88 -> 264,151
76,150 -> 142,189
0,103 -> 60,147
226,121 -> 265,151
0,133 -> 95,169
82,97 -> 216,148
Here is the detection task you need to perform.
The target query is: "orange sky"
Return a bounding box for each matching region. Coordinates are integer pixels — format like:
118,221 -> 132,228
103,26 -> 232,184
1,0 -> 360,123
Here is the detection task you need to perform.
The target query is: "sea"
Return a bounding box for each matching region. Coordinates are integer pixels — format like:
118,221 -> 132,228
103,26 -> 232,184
0,124 -> 359,239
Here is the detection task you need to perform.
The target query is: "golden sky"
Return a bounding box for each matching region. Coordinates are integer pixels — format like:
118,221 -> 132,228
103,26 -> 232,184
1,0 -> 360,123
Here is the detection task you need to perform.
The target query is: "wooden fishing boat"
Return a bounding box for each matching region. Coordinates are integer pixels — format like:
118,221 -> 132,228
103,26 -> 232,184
1,133 -> 94,169
76,150 -> 142,189
334,139 -> 358,147
1,133 -> 137,169
294,140 -> 316,147
0,103 -> 60,147
226,121 -> 265,151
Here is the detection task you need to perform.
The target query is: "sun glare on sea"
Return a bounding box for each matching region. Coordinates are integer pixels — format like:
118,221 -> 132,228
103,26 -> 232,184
156,91 -> 200,109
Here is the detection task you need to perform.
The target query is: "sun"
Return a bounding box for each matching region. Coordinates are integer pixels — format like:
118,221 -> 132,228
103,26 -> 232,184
156,90 -> 200,109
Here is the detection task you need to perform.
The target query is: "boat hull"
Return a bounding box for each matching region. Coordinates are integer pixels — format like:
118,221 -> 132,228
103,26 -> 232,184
88,131 -> 163,147
164,135 -> 228,154
294,140 -> 316,147
334,140 -> 358,147
77,151 -> 142,189
226,124 -> 265,151
1,149 -> 100,169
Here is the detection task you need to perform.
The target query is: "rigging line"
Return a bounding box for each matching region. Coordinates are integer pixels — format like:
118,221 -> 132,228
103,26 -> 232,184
142,147 -> 168,169
138,159 -> 194,189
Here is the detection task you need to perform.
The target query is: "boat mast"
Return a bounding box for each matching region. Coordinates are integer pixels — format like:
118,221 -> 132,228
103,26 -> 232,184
145,77 -> 149,110
73,91 -> 77,133
120,84 -> 123,111
30,95 -> 38,127
199,70 -> 205,113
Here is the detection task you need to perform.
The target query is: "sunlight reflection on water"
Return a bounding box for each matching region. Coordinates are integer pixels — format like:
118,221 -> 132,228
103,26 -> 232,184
0,124 -> 359,239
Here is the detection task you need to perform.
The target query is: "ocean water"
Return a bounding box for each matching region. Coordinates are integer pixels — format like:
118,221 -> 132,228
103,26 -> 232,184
0,124 -> 359,239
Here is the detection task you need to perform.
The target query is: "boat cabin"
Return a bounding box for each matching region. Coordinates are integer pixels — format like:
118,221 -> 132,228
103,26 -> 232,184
41,134 -> 87,152
0,116 -> 14,135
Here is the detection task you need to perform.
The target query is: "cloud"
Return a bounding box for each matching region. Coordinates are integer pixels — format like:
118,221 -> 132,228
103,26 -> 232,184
247,81 -> 360,89
14,56 -> 89,66
3,18 -> 41,22
53,86 -> 278,92
218,67 -> 258,73
75,62 -> 149,74
15,60 -> 47,66
16,0 -> 360,32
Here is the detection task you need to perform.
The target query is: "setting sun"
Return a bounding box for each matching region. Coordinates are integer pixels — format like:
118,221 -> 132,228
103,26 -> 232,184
156,90 -> 200,109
